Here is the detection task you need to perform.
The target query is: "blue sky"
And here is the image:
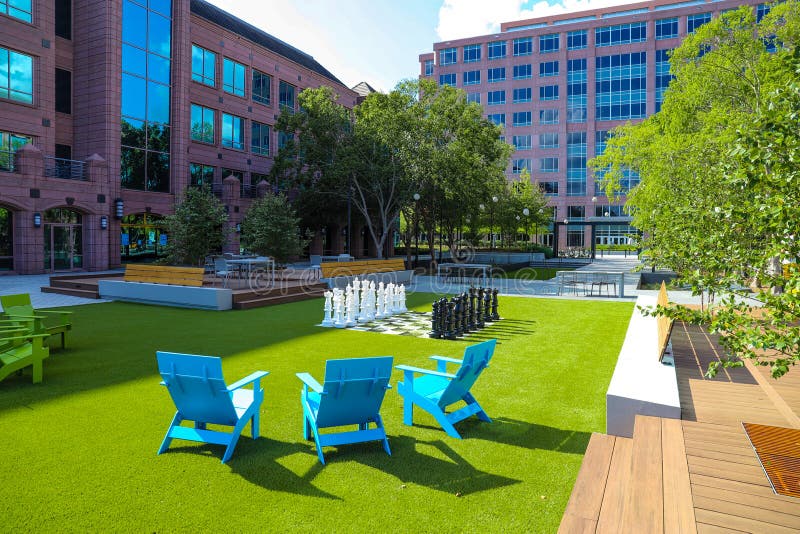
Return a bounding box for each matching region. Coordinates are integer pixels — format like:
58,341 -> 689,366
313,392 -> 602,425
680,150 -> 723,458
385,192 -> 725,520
207,0 -> 639,93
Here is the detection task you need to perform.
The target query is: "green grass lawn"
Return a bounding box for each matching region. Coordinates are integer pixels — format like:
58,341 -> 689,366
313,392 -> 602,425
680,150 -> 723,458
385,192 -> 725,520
0,294 -> 632,532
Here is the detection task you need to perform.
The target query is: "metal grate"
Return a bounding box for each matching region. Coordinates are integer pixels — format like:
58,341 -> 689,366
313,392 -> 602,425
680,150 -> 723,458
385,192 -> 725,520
743,423 -> 800,498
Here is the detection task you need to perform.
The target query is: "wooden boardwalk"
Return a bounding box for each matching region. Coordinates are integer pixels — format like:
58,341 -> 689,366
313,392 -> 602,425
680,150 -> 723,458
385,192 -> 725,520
559,323 -> 800,533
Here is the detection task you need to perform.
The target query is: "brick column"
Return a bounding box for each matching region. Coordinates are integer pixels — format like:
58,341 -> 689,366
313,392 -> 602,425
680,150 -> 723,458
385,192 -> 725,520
222,174 -> 241,253
85,154 -> 110,271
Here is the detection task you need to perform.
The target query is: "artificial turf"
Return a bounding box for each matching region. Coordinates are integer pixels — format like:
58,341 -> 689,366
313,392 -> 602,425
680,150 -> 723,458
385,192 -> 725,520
0,294 -> 633,533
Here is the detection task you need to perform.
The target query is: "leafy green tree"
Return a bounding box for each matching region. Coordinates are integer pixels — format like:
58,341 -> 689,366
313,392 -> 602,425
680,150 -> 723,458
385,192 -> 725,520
592,2 -> 800,377
496,170 -> 550,248
163,186 -> 229,266
240,193 -> 308,264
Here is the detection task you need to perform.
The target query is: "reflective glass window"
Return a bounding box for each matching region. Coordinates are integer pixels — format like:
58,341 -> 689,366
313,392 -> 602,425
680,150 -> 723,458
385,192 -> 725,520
189,163 -> 215,186
513,87 -> 531,103
466,92 -> 480,104
222,113 -> 244,150
513,64 -> 532,79
463,44 -> 481,63
439,73 -> 456,87
513,135 -> 531,150
513,37 -> 533,56
252,69 -> 271,105
0,48 -> 33,104
122,0 -> 147,49
463,70 -> 480,86
190,104 -> 214,143
539,109 -> 559,124
567,30 -> 587,50
223,57 -> 246,97
1,0 -> 32,23
487,90 -> 505,105
487,40 -> 507,59
487,67 -> 505,83
122,44 -> 147,76
513,111 -> 531,127
279,80 -> 295,112
148,54 -> 170,85
439,47 -> 457,66
487,113 -> 505,126
539,34 -> 559,53
539,61 -> 559,77
424,59 -> 434,76
512,159 -> 531,174
539,85 -> 559,101
191,45 -> 215,86
121,73 -> 147,119
687,13 -> 711,33
655,18 -> 678,40
147,81 -> 169,124
147,10 -> 171,57
251,121 -> 270,156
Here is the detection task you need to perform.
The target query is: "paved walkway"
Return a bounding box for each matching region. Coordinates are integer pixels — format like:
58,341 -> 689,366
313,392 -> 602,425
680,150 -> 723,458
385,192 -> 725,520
0,273 -> 113,310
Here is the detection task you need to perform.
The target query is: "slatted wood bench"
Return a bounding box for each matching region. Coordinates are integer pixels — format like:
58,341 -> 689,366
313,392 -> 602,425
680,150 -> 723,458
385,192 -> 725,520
123,264 -> 205,287
320,259 -> 412,289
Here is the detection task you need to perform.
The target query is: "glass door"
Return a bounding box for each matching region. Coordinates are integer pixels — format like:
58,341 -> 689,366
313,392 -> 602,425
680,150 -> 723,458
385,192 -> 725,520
43,209 -> 83,272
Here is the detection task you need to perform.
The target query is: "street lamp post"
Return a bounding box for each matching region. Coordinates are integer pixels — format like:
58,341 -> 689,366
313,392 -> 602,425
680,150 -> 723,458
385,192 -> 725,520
413,193 -> 420,268
490,195 -> 498,251
591,196 -> 597,261
522,207 -> 530,254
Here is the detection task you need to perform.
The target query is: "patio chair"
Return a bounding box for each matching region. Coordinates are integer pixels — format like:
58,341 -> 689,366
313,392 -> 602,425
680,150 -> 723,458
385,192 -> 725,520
0,293 -> 72,349
213,258 -> 234,288
396,339 -> 497,439
558,271 -> 585,297
0,326 -> 50,384
297,356 -> 393,465
589,272 -> 618,297
156,351 -> 269,463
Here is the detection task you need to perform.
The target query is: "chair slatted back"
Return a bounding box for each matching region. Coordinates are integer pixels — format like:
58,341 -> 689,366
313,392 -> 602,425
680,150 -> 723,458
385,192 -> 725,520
156,351 -> 238,426
0,293 -> 32,311
438,339 -> 497,408
315,356 -> 394,428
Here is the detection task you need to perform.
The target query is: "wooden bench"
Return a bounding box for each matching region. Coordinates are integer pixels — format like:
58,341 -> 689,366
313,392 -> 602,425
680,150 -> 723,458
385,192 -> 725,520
123,264 -> 205,287
320,259 -> 412,289
657,281 -> 674,363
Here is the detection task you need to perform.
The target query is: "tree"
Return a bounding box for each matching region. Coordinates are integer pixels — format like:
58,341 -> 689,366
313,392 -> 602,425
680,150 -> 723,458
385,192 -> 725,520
240,193 -> 308,264
495,171 -> 550,249
592,2 -> 800,377
163,186 -> 229,266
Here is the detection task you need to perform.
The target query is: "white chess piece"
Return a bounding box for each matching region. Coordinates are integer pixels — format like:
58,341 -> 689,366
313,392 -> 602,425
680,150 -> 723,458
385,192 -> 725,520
398,285 -> 407,312
352,278 -> 361,322
321,290 -> 334,326
376,282 -> 386,318
333,289 -> 346,328
367,281 -> 377,320
384,283 -> 395,316
345,285 -> 356,327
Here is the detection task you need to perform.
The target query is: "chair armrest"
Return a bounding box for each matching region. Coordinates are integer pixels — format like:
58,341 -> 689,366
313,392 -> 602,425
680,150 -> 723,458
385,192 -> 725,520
296,372 -> 324,393
227,371 -> 269,391
429,355 -> 463,373
395,364 -> 455,379
1,314 -> 46,320
36,310 -> 73,316
0,333 -> 50,342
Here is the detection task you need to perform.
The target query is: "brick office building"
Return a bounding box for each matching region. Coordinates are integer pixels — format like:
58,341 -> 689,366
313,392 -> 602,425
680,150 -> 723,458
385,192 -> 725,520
419,0 -> 765,251
0,0 -> 359,274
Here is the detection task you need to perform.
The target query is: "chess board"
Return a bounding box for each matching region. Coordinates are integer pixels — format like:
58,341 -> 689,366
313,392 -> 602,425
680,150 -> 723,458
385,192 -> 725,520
319,311 -> 436,338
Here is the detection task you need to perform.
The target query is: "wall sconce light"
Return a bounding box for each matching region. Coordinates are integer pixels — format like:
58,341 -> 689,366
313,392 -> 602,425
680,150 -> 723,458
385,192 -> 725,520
33,212 -> 42,228
114,198 -> 124,219
100,216 -> 108,230
235,223 -> 241,233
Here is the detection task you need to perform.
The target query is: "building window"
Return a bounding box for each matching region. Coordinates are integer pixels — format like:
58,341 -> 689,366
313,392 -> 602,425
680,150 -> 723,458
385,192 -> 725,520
1,0 -> 32,23
567,58 -> 587,124
439,73 -> 456,87
655,49 -> 673,112
439,47 -> 457,66
687,13 -> 711,34
278,131 -> 293,150
513,64 -> 532,80
55,68 -> 71,114
424,59 -> 434,76
512,158 -> 531,174
595,22 -> 647,47
655,17 -> 678,40
279,80 -> 295,112
487,67 -> 506,83
252,69 -> 271,105
221,113 -> 244,150
463,70 -> 481,86
567,132 -> 587,196
221,168 -> 243,182
251,121 -> 270,156
595,52 -> 647,121
0,47 -> 33,104
756,3 -> 770,22
539,181 -> 558,196
189,163 -> 215,186
487,40 -> 507,59
120,0 -> 172,193
190,104 -> 215,144
0,130 -> 31,171
513,37 -> 533,56
191,45 -> 216,86
539,61 -> 559,77
513,135 -> 531,150
567,30 -> 587,50
540,157 -> 558,173
223,58 -> 246,97
513,111 -> 531,127
487,90 -> 505,106
463,44 -> 481,63
467,92 -> 481,104
539,109 -> 559,124
55,0 -> 72,39
539,33 -> 560,54
567,205 -> 585,221
539,133 -> 558,149
513,87 -> 531,103
539,85 -> 559,101
487,113 -> 505,126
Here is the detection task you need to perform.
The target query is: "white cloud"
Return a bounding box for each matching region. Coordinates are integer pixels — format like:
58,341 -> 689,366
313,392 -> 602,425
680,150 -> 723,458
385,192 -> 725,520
436,0 -> 643,41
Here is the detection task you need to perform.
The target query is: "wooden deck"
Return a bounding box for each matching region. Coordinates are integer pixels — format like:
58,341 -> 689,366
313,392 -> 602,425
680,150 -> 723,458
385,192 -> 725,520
560,322 -> 800,533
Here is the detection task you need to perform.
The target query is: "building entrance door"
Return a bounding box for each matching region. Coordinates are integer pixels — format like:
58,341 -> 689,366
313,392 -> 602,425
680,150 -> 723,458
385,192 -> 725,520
0,207 -> 12,271
43,209 -> 83,272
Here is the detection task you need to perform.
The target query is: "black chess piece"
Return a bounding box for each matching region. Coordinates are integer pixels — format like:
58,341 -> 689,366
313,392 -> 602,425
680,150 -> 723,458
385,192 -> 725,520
439,297 -> 448,337
491,288 -> 500,321
483,290 -> 493,322
476,288 -> 485,328
468,288 -> 477,330
453,297 -> 463,337
461,293 -> 470,333
429,300 -> 441,338
445,301 -> 457,340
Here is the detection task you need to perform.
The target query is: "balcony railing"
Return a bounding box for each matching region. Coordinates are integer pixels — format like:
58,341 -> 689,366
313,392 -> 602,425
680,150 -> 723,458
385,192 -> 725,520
44,156 -> 87,181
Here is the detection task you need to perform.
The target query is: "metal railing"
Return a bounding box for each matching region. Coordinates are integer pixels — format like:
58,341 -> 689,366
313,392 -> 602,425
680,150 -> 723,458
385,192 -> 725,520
44,156 -> 87,181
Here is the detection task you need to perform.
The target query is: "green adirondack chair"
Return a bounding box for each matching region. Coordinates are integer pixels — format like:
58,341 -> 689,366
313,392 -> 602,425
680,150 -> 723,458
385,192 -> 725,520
0,293 -> 72,349
0,327 -> 50,384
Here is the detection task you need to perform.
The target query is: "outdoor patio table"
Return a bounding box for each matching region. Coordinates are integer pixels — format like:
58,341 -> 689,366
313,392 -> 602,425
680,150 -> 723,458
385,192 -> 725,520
437,263 -> 491,285
227,257 -> 275,286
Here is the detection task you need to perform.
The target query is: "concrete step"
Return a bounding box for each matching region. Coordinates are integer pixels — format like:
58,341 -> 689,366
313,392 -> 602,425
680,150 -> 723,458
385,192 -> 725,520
233,289 -> 326,310
40,286 -> 100,299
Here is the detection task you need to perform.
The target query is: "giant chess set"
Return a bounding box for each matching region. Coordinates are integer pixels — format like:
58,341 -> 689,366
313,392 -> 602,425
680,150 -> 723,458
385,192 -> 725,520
318,279 -> 500,340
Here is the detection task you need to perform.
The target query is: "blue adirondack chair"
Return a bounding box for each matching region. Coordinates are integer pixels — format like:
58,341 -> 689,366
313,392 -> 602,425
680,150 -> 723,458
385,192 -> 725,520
156,351 -> 269,463
396,339 -> 497,439
297,356 -> 393,465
